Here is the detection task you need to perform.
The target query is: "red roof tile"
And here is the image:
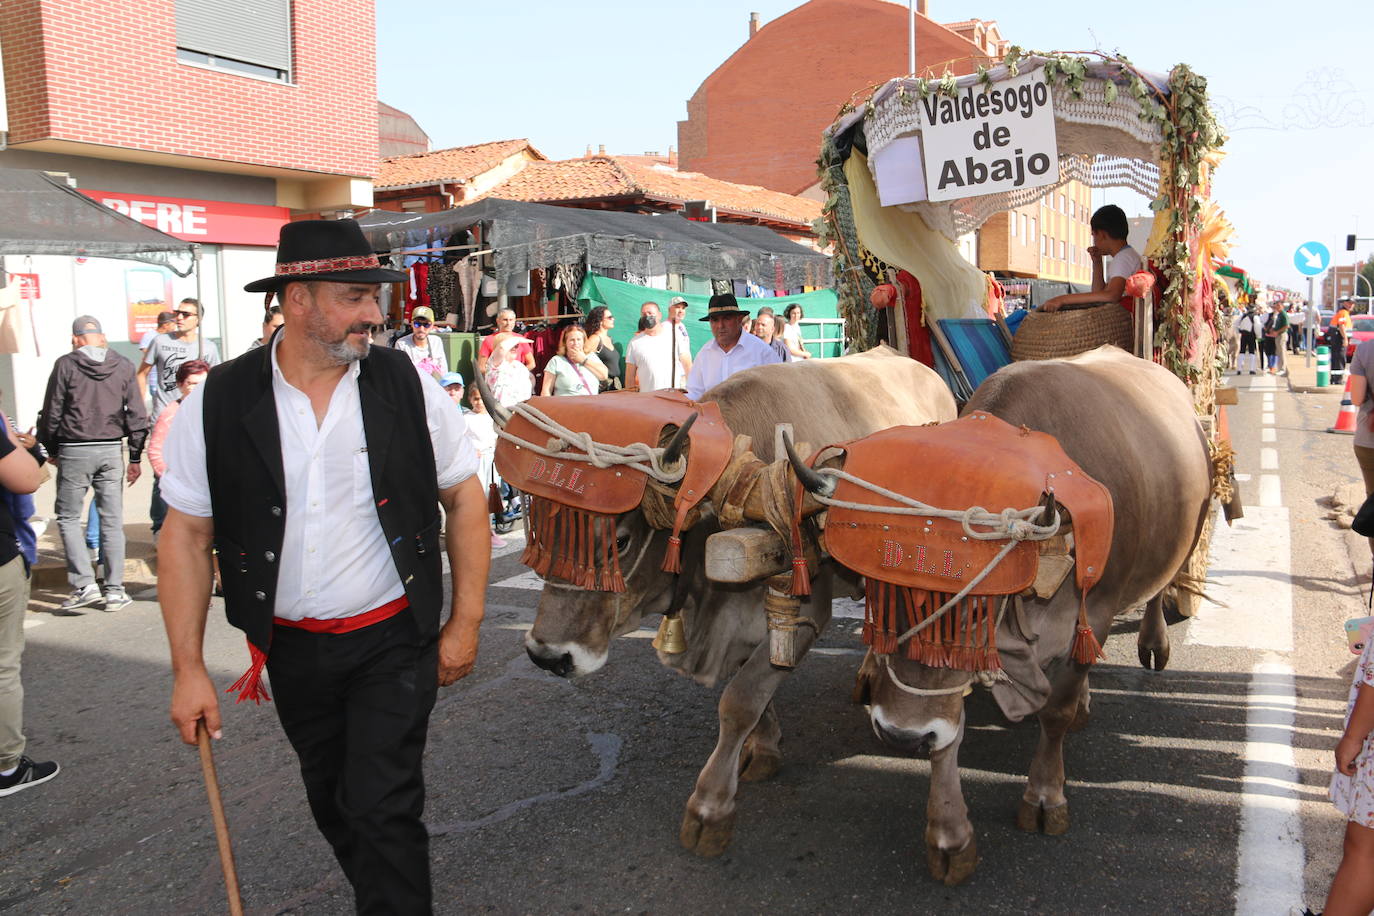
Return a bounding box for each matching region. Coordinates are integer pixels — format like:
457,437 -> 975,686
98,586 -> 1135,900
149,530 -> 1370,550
485,156 -> 821,227
375,139 -> 543,190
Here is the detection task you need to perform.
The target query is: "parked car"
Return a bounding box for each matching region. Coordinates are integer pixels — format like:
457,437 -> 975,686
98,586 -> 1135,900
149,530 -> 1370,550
1348,315 -> 1374,360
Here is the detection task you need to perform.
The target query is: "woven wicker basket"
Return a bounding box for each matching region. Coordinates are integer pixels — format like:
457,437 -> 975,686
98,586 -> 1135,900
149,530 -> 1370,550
1011,304 -> 1133,362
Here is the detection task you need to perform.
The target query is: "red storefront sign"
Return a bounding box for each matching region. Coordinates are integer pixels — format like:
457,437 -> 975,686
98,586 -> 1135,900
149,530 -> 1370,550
7,274 -> 39,300
79,190 -> 290,246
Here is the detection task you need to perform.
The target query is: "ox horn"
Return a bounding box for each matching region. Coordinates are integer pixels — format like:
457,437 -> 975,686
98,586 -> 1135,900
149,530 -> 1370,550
783,430 -> 834,497
473,371 -> 511,427
660,412 -> 698,469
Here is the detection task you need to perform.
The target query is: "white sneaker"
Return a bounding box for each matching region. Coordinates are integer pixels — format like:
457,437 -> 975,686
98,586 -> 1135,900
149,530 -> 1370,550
102,587 -> 132,612
59,584 -> 101,614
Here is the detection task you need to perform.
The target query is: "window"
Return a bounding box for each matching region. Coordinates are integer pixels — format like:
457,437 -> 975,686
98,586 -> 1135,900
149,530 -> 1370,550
1021,214 -> 1029,242
400,200 -> 427,213
1042,236 -> 1050,257
177,0 -> 292,82
1059,240 -> 1067,260
1010,212 -> 1018,238
1029,217 -> 1036,242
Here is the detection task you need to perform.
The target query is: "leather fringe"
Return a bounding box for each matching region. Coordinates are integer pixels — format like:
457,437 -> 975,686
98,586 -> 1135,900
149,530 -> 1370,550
662,535 -> 683,574
863,582 -> 1002,672
520,498 -> 626,592
226,640 -> 271,704
487,482 -> 505,517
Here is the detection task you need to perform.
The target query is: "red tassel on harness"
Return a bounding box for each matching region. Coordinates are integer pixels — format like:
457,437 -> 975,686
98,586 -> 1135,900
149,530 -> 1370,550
662,533 -> 683,574
1071,589 -> 1104,665
487,482 -> 504,516
226,640 -> 271,704
788,478 -> 811,596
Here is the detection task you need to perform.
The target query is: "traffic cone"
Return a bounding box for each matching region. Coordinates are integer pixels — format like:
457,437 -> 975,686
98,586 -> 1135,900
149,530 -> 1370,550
1328,376 -> 1359,434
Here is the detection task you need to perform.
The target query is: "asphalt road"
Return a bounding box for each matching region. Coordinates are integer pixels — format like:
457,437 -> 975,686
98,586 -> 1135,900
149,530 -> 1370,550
0,370 -> 1364,915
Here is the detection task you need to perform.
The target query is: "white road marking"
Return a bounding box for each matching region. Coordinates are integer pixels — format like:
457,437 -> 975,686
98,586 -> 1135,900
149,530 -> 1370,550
1233,661 -> 1304,916
832,597 -> 865,619
1262,412 -> 1275,425
1258,475 -> 1283,507
1187,506 -> 1292,651
1260,448 -> 1279,470
22,617 -> 44,630
1262,392 -> 1275,403
1262,428 -> 1277,443
494,570 -> 544,591
1234,473 -> 1252,482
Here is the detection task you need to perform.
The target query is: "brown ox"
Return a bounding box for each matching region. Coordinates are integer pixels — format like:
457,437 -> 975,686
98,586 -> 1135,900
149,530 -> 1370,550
795,347 -> 1212,885
515,346 -> 957,856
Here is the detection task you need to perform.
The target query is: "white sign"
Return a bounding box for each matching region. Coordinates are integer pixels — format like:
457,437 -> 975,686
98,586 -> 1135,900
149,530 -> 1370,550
918,69 -> 1059,203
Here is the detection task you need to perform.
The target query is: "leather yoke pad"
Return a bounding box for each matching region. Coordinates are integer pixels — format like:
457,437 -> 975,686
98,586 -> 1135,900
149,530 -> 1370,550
822,412 -> 1114,596
494,390 -> 733,523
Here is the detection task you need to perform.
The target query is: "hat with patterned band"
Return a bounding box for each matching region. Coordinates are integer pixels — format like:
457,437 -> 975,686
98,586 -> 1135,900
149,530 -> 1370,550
244,219 -> 406,293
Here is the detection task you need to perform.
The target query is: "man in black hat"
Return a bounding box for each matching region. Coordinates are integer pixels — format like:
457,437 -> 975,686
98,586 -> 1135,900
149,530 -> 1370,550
685,293 -> 781,399
156,219 -> 491,914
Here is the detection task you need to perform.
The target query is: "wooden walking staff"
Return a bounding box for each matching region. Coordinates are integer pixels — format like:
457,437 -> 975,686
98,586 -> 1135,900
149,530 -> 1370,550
196,721 -> 244,916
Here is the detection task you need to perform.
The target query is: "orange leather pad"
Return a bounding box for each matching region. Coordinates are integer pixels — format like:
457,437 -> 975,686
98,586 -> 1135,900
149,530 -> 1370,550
494,390 -> 734,524
822,412 -> 1114,596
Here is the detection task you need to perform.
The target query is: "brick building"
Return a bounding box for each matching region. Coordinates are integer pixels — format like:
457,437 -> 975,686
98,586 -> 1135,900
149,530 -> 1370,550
0,0 -> 380,422
677,0 -> 995,196
1324,263 -> 1367,307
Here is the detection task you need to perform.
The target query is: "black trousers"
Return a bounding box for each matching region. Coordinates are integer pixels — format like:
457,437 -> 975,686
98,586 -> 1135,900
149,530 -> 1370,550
266,611 -> 438,915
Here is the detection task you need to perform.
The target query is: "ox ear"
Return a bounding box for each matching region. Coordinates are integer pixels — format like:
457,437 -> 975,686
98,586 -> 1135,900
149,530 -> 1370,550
473,371 -> 511,427
783,431 -> 834,497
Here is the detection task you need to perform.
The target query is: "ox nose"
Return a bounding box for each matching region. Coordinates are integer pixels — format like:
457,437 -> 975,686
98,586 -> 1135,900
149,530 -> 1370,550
871,715 -> 935,756
526,646 -> 575,678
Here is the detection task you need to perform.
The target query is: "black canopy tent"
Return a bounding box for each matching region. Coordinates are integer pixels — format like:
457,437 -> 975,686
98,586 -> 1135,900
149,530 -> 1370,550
0,169 -> 196,276
356,198 -> 830,290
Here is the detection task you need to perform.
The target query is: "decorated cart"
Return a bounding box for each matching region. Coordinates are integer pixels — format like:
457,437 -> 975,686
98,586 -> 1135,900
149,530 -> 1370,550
817,48 -> 1234,614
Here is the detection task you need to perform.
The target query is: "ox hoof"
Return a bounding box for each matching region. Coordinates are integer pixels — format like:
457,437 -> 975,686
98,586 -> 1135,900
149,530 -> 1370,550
680,807 -> 737,858
1015,799 -> 1070,836
926,835 -> 978,886
1137,642 -> 1170,671
738,749 -> 782,783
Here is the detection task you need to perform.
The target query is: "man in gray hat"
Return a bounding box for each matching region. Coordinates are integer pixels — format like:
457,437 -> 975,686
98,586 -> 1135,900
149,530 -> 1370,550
37,316 -> 148,612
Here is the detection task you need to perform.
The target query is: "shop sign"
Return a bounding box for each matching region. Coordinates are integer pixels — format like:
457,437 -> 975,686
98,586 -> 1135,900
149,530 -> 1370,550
919,69 -> 1059,203
79,190 -> 290,246
7,273 -> 39,300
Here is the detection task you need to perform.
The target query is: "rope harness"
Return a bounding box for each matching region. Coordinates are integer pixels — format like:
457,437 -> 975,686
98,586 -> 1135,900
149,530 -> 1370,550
495,401 -> 688,484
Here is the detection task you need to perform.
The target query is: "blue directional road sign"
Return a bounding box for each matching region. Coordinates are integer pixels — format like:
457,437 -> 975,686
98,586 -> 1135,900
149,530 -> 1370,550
1294,241 -> 1330,276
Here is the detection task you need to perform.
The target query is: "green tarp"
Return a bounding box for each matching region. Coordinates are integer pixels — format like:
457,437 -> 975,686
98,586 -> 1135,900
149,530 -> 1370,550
576,274 -> 843,362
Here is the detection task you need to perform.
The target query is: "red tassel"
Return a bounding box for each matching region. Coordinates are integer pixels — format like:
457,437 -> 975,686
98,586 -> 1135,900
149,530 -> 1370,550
487,482 -> 504,516
226,640 -> 271,704
1071,591 -> 1104,665
662,533 -> 683,574
606,517 -> 626,592
789,554 -> 811,596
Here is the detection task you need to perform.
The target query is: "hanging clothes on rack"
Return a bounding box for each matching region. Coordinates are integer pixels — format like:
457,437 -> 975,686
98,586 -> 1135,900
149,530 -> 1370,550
454,256 -> 483,332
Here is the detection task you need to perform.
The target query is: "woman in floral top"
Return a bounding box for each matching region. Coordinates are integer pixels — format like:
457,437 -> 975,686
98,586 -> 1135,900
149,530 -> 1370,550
1317,634 -> 1374,915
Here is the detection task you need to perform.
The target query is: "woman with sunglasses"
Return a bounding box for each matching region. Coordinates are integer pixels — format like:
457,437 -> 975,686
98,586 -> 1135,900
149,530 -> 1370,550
394,306 -> 448,380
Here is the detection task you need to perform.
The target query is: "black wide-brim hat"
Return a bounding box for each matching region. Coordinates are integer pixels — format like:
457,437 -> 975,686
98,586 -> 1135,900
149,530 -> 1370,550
698,292 -> 750,320
244,218 -> 407,292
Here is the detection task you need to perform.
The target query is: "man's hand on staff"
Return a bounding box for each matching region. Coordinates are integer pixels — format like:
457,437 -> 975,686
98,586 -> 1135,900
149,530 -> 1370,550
171,668 -> 222,744
438,476 -> 491,687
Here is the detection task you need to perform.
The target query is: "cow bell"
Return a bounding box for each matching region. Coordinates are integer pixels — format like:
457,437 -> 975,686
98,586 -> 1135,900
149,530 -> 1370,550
652,613 -> 687,654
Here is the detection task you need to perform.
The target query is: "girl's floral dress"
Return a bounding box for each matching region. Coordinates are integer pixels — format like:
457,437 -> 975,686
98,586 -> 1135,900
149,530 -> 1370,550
1331,633 -> 1374,828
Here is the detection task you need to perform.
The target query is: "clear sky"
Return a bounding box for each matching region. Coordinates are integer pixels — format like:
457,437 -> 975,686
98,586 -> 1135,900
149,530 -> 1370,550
377,0 -> 1374,299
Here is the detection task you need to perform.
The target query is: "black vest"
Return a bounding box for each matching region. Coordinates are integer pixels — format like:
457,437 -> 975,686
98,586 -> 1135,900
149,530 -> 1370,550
202,344 -> 443,654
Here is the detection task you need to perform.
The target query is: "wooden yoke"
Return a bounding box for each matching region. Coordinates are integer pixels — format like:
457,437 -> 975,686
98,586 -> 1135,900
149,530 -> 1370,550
494,391 -> 735,588
812,412 -> 1115,669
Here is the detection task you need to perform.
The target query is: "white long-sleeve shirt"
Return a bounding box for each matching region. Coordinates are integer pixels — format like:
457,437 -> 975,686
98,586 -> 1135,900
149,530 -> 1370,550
685,331 -> 782,399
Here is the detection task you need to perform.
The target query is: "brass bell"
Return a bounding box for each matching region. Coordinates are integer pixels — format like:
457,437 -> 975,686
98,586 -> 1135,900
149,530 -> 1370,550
652,613 -> 687,654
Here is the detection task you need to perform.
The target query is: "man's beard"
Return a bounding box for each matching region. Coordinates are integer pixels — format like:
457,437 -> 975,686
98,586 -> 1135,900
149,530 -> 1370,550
306,305 -> 372,365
